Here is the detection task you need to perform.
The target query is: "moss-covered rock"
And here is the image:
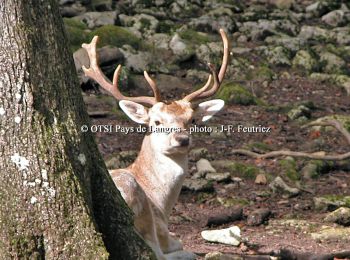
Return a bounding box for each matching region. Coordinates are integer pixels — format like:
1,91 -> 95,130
292,50 -> 317,72
88,25 -> 144,50
217,196 -> 250,207
287,105 -> 311,122
310,115 -> 350,132
228,162 -> 261,180
64,17 -> 89,52
279,157 -> 299,181
178,29 -> 210,45
301,160 -> 334,179
314,195 -> 350,211
265,46 -> 292,66
215,83 -> 264,106
319,51 -> 346,74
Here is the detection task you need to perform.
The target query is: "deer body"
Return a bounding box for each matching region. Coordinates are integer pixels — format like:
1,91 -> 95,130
82,30 -> 229,259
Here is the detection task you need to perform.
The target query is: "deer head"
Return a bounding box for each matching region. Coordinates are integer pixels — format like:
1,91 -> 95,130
82,29 -> 229,155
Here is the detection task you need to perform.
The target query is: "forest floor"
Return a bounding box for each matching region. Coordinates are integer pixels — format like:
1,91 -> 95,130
89,75 -> 350,259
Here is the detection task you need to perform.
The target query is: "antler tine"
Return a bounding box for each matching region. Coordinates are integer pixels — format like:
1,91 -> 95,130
183,74 -> 212,102
144,71 -> 161,102
82,36 -> 158,106
182,29 -> 230,102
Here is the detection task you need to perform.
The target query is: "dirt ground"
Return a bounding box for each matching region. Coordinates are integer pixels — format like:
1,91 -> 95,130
89,76 -> 350,259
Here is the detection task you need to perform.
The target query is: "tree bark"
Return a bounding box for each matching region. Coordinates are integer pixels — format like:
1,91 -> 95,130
0,0 -> 155,259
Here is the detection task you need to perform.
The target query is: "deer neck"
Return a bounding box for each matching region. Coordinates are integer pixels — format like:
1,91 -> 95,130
131,135 -> 188,218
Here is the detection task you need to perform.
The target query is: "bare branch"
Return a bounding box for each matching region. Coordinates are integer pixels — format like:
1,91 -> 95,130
232,119 -> 350,161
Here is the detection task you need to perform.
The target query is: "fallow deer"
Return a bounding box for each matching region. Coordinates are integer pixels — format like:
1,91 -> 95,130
82,29 -> 229,259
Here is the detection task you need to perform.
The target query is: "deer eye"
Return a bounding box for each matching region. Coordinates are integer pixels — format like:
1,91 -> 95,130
154,120 -> 161,126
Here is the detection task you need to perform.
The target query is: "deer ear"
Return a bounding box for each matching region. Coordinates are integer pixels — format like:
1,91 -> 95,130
196,99 -> 224,122
119,100 -> 149,124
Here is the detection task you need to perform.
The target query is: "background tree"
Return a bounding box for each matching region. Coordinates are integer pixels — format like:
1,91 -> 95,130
0,0 -> 155,258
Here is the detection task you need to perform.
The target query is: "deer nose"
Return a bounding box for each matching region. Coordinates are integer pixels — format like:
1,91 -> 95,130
174,134 -> 190,147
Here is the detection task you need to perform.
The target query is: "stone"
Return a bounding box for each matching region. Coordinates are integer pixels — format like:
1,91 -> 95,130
314,196 -> 350,212
119,13 -> 159,36
265,46 -> 291,66
292,50 -> 317,72
299,25 -> 333,42
120,46 -> 153,73
196,158 -> 216,175
73,11 -> 117,29
319,51 -> 346,74
247,208 -> 271,226
201,226 -> 241,246
311,227 -> 350,242
182,178 -> 214,192
189,148 -> 209,162
322,9 -> 350,27
165,250 -> 197,260
305,1 -> 341,17
269,176 -> 300,198
169,34 -> 194,62
324,207 -> 350,226
206,172 -> 231,182
265,36 -> 305,53
255,173 -> 267,185
287,105 -> 311,120
205,251 -> 243,260
270,0 -> 295,9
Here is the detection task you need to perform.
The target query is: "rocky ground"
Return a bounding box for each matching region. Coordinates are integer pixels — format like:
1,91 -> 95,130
61,0 -> 350,259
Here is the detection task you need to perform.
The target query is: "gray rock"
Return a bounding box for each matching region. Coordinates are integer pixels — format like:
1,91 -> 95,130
201,226 -> 241,246
265,36 -> 305,53
299,25 -> 334,42
73,11 -> 117,29
120,46 -> 153,73
60,3 -> 86,17
105,151 -> 138,169
270,0 -> 295,9
196,158 -> 216,175
265,46 -> 291,66
324,207 -> 350,226
314,196 -> 350,212
189,7 -> 237,33
205,251 -> 243,260
247,208 -> 271,226
269,176 -> 300,198
319,51 -> 346,74
333,27 -> 350,45
292,50 -> 317,72
119,13 -> 159,37
205,172 -> 231,182
169,34 -> 194,62
189,148 -> 209,162
165,250 -> 197,260
91,0 -> 112,11
287,105 -> 311,120
305,1 -> 341,17
322,9 -> 350,27
148,33 -> 171,49
182,178 -> 214,192
311,227 -> 350,242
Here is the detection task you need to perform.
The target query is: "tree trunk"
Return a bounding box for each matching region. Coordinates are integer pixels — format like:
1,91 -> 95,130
0,1 -> 155,259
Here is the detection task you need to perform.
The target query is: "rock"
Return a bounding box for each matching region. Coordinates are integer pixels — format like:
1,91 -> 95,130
333,27 -> 350,45
206,172 -> 231,182
205,251 -> 243,260
332,75 -> 350,95
60,3 -> 86,17
182,178 -> 214,192
301,160 -> 331,179
201,226 -> 241,246
322,9 -> 350,27
91,0 -> 112,11
287,105 -> 311,121
255,173 -> 267,185
216,83 -> 260,106
292,50 -> 317,72
305,1 -> 341,17
189,7 -> 237,33
189,148 -> 209,162
299,25 -> 333,42
120,46 -> 153,73
265,46 -> 291,66
196,158 -> 216,175
324,207 -> 350,226
314,196 -> 350,212
73,11 -> 117,29
319,51 -> 346,74
311,227 -> 350,242
165,250 -> 197,260
206,207 -> 243,227
119,13 -> 159,37
105,150 -> 138,169
270,0 -> 295,9
265,36 -> 305,53
247,208 -> 271,226
169,34 -> 195,62
148,33 -> 171,49
269,176 -> 300,198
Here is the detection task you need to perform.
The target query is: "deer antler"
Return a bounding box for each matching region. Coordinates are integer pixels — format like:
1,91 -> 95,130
82,36 -> 161,106
183,29 -> 229,102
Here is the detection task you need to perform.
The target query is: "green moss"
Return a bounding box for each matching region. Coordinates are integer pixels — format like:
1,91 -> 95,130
228,162 -> 260,179
88,25 -> 144,50
256,65 -> 275,81
279,158 -> 299,181
216,83 -> 265,106
178,29 -> 210,45
323,195 -> 350,207
63,18 -> 89,52
157,20 -> 175,34
245,141 -> 272,152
